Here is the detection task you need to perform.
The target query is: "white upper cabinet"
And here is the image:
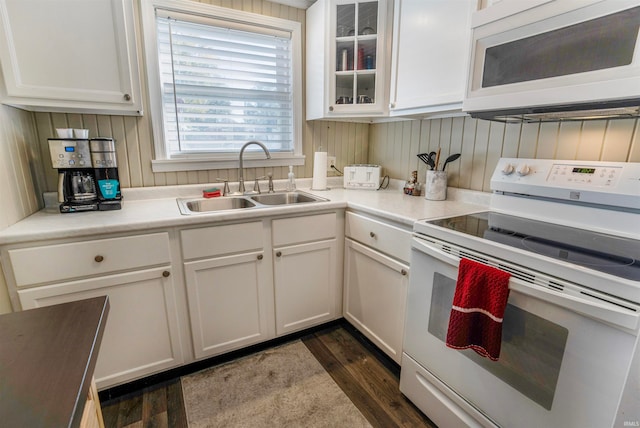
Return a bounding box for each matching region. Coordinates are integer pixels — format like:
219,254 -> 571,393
0,0 -> 142,115
388,0 -> 475,117
306,0 -> 392,121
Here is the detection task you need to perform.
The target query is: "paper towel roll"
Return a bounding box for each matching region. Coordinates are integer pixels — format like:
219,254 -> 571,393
312,152 -> 328,190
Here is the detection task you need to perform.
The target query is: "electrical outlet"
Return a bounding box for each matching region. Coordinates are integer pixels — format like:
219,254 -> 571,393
327,156 -> 337,172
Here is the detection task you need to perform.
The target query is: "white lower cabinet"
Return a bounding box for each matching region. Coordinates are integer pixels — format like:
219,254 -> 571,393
272,212 -> 342,336
273,239 -> 338,335
180,221 -> 275,360
18,267 -> 183,389
7,232 -> 184,389
183,252 -> 274,359
344,239 -> 409,364
180,212 -> 343,358
343,211 -> 411,364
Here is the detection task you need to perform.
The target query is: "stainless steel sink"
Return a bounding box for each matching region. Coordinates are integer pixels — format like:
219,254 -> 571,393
177,191 -> 328,215
250,191 -> 327,205
177,196 -> 256,215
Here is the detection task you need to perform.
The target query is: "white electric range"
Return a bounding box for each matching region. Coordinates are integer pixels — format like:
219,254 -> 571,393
401,158 -> 640,428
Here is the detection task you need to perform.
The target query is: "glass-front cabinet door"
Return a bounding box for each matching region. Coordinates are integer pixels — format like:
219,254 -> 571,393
306,0 -> 390,120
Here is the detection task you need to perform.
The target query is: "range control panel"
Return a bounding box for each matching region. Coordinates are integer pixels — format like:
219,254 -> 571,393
547,163 -> 622,187
491,158 -> 640,210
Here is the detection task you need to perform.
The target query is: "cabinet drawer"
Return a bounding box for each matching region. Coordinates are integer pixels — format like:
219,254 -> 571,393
9,233 -> 171,287
181,221 -> 263,260
272,213 -> 336,247
345,212 -> 412,263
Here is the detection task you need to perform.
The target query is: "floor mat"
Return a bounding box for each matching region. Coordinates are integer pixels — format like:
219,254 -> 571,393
181,340 -> 372,427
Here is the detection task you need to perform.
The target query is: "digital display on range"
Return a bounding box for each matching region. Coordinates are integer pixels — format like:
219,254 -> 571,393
64,146 -> 75,152
572,167 -> 595,174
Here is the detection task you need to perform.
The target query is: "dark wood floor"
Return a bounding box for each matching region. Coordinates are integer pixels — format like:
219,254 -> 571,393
101,323 -> 436,428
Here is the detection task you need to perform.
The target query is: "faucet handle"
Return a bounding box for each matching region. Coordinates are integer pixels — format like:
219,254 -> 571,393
216,178 -> 230,196
254,176 -> 266,194
267,173 -> 274,193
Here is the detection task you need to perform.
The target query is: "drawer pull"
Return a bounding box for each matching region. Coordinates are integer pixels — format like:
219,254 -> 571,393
369,231 -> 376,238
94,255 -> 104,263
276,251 -> 282,257
257,254 -> 263,260
401,269 -> 408,276
162,270 -> 171,278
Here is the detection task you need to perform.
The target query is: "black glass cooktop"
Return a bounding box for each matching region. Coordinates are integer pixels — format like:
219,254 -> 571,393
428,212 -> 640,281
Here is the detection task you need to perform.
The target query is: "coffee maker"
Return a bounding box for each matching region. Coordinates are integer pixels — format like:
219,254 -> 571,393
90,138 -> 122,211
48,138 -> 122,213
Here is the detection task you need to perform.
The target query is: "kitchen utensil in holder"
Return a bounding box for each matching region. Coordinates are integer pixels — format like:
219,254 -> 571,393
425,170 -> 447,200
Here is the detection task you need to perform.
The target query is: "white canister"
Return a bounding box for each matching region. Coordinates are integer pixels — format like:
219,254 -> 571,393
425,170 -> 447,200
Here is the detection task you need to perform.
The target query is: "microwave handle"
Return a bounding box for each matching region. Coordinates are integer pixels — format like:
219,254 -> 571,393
412,237 -> 640,331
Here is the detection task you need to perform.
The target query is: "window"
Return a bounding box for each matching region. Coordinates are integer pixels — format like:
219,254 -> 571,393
141,0 -> 303,172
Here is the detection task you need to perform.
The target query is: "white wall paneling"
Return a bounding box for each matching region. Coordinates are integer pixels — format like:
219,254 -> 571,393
369,117 -> 639,192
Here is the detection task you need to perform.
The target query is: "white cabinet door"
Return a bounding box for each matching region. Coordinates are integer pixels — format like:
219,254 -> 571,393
273,239 -> 339,335
343,238 -> 409,364
0,0 -> 142,115
306,0 -> 392,120
183,252 -> 275,359
389,0 -> 475,117
18,267 -> 184,389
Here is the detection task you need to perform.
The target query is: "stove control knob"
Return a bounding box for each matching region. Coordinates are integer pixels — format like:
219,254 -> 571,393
517,164 -> 531,176
501,163 -> 515,175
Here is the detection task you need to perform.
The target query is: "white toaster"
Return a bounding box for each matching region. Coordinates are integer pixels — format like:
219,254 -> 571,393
343,164 -> 381,190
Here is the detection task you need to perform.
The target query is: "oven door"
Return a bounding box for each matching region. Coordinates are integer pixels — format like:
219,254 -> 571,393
402,236 -> 640,428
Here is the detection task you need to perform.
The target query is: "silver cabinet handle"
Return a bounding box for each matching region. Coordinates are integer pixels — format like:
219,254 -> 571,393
257,254 -> 263,260
162,270 -> 171,278
329,106 -> 334,112
94,255 -> 104,263
276,251 -> 282,257
369,231 -> 376,238
123,93 -> 131,101
401,269 -> 408,276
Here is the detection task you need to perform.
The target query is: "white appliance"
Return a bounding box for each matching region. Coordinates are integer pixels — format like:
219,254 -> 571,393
343,164 -> 381,190
463,0 -> 640,122
401,158 -> 640,427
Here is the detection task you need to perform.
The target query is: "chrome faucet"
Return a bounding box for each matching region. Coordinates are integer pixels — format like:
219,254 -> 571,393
235,141 -> 271,195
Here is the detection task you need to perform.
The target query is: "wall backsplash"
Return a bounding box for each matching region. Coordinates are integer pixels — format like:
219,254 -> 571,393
0,105 -> 43,229
369,116 -> 639,191
0,104 -> 44,313
33,113 -> 370,193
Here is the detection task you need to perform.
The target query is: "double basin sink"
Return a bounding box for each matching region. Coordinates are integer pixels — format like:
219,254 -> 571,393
177,190 -> 329,215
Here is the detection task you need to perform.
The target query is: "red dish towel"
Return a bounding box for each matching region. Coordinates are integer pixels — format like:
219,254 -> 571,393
446,258 -> 511,361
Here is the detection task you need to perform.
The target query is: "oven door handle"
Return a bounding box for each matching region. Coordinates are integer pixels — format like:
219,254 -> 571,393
412,237 -> 640,331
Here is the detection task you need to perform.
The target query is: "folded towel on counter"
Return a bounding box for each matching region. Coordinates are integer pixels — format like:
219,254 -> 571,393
446,258 -> 511,361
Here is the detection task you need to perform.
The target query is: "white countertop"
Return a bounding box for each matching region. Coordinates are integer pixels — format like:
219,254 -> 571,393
0,178 -> 489,245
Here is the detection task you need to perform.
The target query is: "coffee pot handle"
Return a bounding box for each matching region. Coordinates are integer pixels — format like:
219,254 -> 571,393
58,173 -> 66,203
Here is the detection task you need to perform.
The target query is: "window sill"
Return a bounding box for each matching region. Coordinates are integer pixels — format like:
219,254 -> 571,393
151,154 -> 305,172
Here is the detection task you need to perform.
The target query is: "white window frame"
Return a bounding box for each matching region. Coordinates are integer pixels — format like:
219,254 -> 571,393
140,0 -> 304,172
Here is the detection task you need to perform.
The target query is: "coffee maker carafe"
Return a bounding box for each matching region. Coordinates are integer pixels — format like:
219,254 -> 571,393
49,138 -> 99,213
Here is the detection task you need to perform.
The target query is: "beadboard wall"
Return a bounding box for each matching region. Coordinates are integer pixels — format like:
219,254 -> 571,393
0,105 -> 44,229
0,104 -> 44,313
369,117 -> 640,191
33,114 -> 369,193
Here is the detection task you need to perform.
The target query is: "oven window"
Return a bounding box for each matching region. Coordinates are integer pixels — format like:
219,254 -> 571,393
429,273 -> 569,410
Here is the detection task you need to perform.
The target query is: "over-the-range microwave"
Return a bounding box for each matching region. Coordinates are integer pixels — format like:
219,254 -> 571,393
463,0 -> 640,122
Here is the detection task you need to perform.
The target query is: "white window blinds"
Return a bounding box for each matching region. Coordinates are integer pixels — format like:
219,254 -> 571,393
156,13 -> 294,157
